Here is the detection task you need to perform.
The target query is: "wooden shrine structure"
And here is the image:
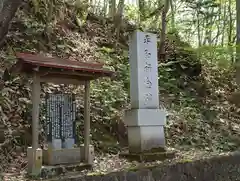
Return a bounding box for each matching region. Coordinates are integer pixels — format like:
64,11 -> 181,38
10,53 -> 113,176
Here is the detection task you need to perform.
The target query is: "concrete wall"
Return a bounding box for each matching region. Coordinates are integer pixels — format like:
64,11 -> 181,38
61,152 -> 240,181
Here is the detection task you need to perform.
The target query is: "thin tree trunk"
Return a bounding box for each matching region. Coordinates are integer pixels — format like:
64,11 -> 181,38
197,11 -> 202,47
228,0 -> 233,44
103,0 -> 108,17
113,0 -> 125,42
139,0 -> 146,23
236,0 -> 240,84
215,2 -> 222,45
208,8 -> 215,45
221,3 -> 227,46
203,16 -> 208,45
236,0 -> 240,62
159,0 -> 169,61
109,0 -> 116,18
169,0 -> 175,31
0,0 -> 5,11
0,0 -> 22,48
228,0 -> 234,62
45,0 -> 54,43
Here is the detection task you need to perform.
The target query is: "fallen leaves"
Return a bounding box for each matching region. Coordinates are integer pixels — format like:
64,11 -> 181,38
0,1 -> 240,179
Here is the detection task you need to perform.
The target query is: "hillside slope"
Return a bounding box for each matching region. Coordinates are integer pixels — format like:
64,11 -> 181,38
0,0 -> 239,175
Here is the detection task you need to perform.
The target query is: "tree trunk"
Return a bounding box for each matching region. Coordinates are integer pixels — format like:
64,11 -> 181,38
0,0 -> 22,48
221,3 -> 227,46
45,0 -> 54,44
109,0 -> 116,18
159,0 -> 169,61
203,14 -> 209,45
208,7 -> 215,45
103,0 -> 108,17
236,0 -> 240,84
139,0 -> 145,23
169,0 -> 175,31
196,10 -> 202,47
228,0 -> 234,62
113,0 -> 125,41
214,1 -> 222,45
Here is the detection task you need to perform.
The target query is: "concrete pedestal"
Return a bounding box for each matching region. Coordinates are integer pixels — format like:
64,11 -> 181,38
43,145 -> 94,165
27,145 -> 94,178
125,109 -> 166,153
127,125 -> 165,153
27,147 -> 43,176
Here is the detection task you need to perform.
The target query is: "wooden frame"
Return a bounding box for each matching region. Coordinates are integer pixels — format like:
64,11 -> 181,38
84,81 -> 90,163
10,53 -> 113,176
30,71 -> 92,174
31,71 -> 41,175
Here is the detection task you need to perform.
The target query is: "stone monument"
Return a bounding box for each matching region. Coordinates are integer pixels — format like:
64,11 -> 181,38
124,31 -> 166,153
43,93 -> 94,165
45,93 -> 76,150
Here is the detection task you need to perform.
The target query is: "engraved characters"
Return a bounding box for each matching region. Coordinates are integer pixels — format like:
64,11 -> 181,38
143,34 -> 154,105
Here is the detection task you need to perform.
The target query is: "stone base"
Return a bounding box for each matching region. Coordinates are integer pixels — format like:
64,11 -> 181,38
27,145 -> 94,178
43,145 -> 94,165
27,147 -> 43,176
127,125 -> 165,153
40,163 -> 92,179
119,149 -> 175,162
124,109 -> 166,153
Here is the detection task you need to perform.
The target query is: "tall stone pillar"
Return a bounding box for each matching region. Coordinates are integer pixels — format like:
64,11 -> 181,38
125,30 -> 166,153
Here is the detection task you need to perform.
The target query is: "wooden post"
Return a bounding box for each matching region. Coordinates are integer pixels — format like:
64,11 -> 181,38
31,71 -> 41,175
84,80 -> 90,163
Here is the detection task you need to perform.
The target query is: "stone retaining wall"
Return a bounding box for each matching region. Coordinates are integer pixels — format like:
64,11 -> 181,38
61,152 -> 240,181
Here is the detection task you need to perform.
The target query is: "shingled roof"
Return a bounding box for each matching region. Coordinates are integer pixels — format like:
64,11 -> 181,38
10,53 -> 114,81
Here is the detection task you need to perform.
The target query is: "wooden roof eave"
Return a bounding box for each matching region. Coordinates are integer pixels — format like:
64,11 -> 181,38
9,60 -> 114,85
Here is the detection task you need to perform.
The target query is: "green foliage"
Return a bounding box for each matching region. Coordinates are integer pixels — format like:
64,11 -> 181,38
124,4 -> 139,23
0,0 -> 239,161
92,50 -> 129,111
197,45 -> 235,68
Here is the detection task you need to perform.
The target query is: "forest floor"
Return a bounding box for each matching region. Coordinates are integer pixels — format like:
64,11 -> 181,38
1,149 -> 234,180
0,1 -> 240,180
